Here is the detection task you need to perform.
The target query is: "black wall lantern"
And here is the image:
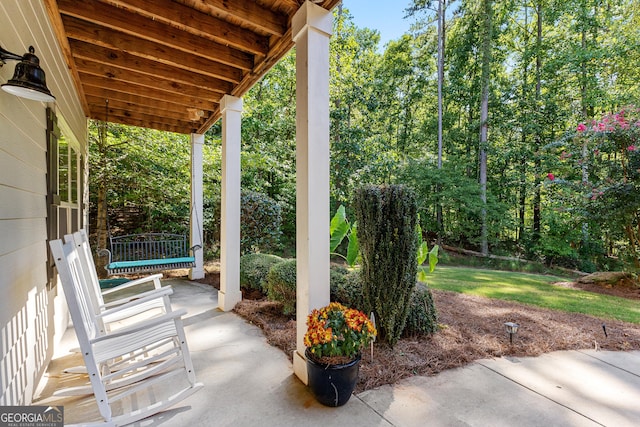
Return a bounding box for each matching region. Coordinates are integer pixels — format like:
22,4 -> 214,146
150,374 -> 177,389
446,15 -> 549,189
1,44 -> 55,102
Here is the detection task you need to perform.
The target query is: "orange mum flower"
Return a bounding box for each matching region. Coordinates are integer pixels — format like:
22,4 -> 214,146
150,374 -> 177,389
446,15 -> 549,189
304,302 -> 377,360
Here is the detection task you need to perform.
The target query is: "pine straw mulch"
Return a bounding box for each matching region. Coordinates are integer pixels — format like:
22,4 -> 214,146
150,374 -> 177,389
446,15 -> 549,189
231,278 -> 640,394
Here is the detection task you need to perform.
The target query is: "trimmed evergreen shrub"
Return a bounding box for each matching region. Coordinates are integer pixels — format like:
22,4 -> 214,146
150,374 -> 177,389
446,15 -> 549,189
354,184 -> 418,347
403,282 -> 438,337
265,259 -> 297,316
241,190 -> 282,254
240,253 -> 283,293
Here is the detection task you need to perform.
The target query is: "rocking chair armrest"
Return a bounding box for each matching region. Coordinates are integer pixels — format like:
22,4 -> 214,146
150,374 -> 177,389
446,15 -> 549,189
189,244 -> 202,254
100,286 -> 174,310
101,273 -> 164,296
97,288 -> 174,319
97,248 -> 112,263
91,309 -> 188,345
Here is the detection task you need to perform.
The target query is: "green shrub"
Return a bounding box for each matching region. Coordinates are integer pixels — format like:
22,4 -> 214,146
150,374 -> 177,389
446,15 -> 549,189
403,282 -> 438,337
329,264 -> 349,299
330,267 -> 366,313
264,261 -> 366,317
240,253 -> 283,292
265,259 -> 297,315
355,184 -> 418,347
241,191 -> 282,254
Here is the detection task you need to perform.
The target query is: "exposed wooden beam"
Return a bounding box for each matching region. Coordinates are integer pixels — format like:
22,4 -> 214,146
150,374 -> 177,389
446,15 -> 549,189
83,86 -> 214,115
69,40 -> 233,94
89,104 -> 203,128
86,96 -> 211,122
271,0 -> 300,10
193,0 -> 288,36
197,0 -> 342,134
57,0 -> 254,71
61,15 -> 244,83
104,0 -> 270,55
80,72 -> 214,109
89,110 -> 195,134
197,20 -> 295,132
74,57 -> 224,102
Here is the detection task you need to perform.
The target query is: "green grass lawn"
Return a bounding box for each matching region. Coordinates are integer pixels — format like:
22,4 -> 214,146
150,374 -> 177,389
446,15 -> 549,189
421,266 -> 640,324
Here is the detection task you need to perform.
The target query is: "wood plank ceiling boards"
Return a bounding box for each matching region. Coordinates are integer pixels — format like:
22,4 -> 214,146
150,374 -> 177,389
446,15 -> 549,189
43,0 -> 341,134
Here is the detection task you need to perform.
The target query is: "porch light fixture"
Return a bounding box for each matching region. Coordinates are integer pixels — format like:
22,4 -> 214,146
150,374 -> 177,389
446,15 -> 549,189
504,322 -> 519,344
1,45 -> 55,102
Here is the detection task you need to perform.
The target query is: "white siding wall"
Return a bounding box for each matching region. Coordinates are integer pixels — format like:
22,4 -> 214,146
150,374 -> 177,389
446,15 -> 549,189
0,0 -> 87,405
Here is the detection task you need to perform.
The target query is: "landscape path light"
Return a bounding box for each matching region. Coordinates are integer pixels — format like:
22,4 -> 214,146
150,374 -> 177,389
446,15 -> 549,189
504,321 -> 519,344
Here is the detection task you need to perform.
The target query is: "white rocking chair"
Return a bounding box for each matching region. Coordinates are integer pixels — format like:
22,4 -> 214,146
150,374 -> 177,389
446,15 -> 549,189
50,238 -> 203,426
58,231 -> 175,380
67,230 -> 171,330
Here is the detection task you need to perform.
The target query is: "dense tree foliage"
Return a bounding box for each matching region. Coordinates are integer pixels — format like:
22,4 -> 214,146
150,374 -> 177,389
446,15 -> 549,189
548,108 -> 640,271
87,122 -> 221,259
88,1 -> 640,272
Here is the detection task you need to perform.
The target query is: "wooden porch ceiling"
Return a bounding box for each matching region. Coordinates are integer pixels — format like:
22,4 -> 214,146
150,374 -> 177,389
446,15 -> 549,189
44,0 -> 340,134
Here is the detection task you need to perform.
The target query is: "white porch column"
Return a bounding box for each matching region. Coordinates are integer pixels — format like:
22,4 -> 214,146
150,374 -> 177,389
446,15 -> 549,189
218,95 -> 243,311
189,133 -> 205,280
291,1 -> 333,384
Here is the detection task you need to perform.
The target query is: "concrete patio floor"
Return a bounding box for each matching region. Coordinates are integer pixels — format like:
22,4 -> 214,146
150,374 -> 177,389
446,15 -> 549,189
33,279 -> 640,426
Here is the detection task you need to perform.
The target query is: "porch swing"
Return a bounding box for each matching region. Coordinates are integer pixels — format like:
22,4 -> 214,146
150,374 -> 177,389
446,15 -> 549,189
97,100 -> 201,276
98,216 -> 201,276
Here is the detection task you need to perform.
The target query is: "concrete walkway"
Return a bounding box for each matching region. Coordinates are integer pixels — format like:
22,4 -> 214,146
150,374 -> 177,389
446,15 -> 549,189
34,280 -> 640,426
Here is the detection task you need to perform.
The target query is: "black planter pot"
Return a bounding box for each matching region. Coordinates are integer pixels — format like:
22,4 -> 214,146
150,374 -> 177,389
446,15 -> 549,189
305,349 -> 361,407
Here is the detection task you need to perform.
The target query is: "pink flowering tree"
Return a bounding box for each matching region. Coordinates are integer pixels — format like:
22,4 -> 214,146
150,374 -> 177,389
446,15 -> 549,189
549,107 -> 640,271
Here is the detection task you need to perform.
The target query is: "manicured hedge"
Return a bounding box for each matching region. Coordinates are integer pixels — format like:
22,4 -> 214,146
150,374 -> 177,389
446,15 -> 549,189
403,282 -> 438,337
266,258 -> 297,315
240,253 -> 283,293
330,266 -> 366,313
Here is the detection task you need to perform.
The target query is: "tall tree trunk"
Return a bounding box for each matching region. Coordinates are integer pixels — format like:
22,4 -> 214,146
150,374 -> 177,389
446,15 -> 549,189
532,1 -> 543,241
436,0 -> 446,243
95,118 -> 109,277
579,4 -> 597,245
467,106 -> 474,178
479,0 -> 492,256
518,158 -> 526,241
519,2 -> 530,243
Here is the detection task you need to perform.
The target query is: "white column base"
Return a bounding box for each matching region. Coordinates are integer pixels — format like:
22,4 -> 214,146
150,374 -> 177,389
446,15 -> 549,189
293,349 -> 308,385
188,267 -> 205,280
218,289 -> 242,312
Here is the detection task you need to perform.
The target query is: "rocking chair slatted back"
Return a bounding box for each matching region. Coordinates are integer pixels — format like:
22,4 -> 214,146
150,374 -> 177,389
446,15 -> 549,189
68,230 -> 169,329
